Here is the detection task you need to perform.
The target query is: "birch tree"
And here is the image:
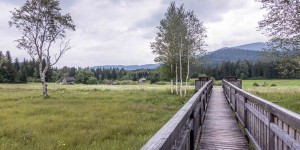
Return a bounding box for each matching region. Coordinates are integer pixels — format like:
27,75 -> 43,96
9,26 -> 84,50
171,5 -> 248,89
259,0 -> 300,59
9,0 -> 75,98
184,11 -> 207,96
151,2 -> 179,94
152,2 -> 206,96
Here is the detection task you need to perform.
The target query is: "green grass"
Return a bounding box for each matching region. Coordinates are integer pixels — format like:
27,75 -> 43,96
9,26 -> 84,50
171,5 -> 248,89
0,83 -> 193,150
242,80 -> 300,114
242,79 -> 300,88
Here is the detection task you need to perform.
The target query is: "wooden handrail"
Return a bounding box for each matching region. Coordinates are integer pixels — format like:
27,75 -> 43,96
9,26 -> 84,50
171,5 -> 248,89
141,80 -> 213,150
222,79 -> 300,150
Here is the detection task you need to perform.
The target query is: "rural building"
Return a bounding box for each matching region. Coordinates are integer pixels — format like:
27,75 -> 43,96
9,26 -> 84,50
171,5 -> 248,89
61,77 -> 76,84
138,77 -> 147,83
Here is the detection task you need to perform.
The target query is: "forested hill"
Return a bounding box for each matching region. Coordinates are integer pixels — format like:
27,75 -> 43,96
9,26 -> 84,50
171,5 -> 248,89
205,48 -> 260,65
232,42 -> 266,51
91,64 -> 159,71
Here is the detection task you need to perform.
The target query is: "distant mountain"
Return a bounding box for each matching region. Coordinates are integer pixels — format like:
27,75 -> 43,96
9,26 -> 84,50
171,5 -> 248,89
91,64 -> 159,70
232,42 -> 266,51
205,48 -> 260,65
203,42 -> 265,65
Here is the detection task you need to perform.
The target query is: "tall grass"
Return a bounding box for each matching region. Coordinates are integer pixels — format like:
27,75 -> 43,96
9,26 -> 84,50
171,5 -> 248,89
0,83 -> 193,150
243,80 -> 300,114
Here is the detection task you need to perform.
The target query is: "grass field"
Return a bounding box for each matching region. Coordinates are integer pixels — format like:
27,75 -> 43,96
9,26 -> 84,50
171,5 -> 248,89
242,80 -> 300,114
0,83 -> 193,150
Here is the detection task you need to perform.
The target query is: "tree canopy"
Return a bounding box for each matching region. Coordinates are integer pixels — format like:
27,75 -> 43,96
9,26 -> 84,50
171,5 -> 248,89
9,0 -> 75,98
151,2 -> 206,96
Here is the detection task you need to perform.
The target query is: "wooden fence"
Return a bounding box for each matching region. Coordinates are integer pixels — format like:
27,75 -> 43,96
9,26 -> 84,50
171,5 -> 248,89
141,80 -> 213,150
223,79 -> 300,150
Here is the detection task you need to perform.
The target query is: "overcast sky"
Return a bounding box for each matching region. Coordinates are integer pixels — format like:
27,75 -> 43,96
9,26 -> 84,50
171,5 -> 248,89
0,0 -> 267,68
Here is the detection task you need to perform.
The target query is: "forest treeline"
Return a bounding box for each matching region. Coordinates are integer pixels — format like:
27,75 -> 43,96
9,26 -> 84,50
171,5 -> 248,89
1,50 -> 299,84
197,59 -> 300,80
0,50 -> 160,84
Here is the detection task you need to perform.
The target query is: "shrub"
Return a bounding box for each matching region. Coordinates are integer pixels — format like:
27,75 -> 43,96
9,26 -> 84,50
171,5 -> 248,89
270,83 -> 277,87
253,82 -> 259,87
213,80 -> 222,86
86,77 -> 98,84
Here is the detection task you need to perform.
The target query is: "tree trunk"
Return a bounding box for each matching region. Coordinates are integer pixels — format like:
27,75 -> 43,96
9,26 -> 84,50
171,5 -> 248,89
39,60 -> 49,99
41,75 -> 48,98
171,64 -> 173,94
185,55 -> 190,96
176,63 -> 178,95
171,79 -> 173,94
179,39 -> 183,97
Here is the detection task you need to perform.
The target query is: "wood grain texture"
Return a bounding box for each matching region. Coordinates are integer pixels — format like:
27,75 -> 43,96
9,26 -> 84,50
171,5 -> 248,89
223,79 -> 300,150
198,88 -> 250,150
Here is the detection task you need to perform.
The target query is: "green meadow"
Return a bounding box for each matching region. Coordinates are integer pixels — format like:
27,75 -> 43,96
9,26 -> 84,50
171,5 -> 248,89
242,80 -> 300,114
0,80 -> 299,149
0,83 -> 193,150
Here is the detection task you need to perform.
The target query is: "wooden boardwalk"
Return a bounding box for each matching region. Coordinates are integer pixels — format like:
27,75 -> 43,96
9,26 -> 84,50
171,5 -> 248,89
199,88 -> 250,150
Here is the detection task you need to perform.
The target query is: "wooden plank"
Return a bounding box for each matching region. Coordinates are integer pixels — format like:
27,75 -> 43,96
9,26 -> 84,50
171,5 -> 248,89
289,127 -> 295,149
223,79 -> 300,150
199,88 -> 250,150
274,117 -> 278,150
283,123 -> 289,150
278,120 -> 283,149
223,80 -> 300,130
141,80 -> 213,150
270,123 -> 300,150
245,129 -> 262,150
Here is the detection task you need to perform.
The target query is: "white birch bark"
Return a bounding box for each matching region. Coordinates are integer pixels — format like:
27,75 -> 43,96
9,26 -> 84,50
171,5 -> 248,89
39,59 -> 49,98
170,64 -> 173,94
179,39 -> 183,97
176,63 -> 178,95
185,55 -> 190,96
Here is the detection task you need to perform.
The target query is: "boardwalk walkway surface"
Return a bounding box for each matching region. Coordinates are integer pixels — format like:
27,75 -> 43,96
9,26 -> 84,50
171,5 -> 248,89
199,88 -> 250,150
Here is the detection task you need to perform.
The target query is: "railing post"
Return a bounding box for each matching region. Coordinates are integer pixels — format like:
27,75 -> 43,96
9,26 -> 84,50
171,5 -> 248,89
244,97 -> 249,140
234,90 -> 237,112
195,77 -> 209,92
268,113 -> 275,150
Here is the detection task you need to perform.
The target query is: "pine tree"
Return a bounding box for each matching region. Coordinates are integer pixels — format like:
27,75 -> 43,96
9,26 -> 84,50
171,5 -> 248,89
5,51 -> 16,83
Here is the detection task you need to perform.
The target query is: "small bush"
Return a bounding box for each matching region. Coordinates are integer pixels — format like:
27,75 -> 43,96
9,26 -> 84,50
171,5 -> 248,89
86,77 -> 98,85
270,83 -> 277,87
213,81 -> 222,86
253,82 -> 259,87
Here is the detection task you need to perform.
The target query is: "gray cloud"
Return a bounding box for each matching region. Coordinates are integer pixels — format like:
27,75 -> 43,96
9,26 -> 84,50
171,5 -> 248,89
0,0 -> 267,67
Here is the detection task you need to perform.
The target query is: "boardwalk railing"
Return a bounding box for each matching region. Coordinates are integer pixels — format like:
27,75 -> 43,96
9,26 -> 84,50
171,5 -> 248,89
141,80 -> 213,150
223,79 -> 300,150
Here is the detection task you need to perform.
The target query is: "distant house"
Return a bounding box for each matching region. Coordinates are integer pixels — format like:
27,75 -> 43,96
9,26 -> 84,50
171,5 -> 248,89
61,77 -> 75,84
138,77 -> 147,83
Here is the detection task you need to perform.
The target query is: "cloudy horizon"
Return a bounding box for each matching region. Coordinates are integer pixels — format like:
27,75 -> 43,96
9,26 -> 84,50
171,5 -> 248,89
0,0 -> 267,68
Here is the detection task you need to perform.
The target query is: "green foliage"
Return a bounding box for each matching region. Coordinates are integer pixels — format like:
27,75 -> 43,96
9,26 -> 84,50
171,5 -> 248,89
259,1 -> 300,70
0,83 -> 193,149
253,82 -> 260,87
151,2 -> 206,81
75,69 -> 94,84
197,60 -> 295,80
86,77 -> 98,85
